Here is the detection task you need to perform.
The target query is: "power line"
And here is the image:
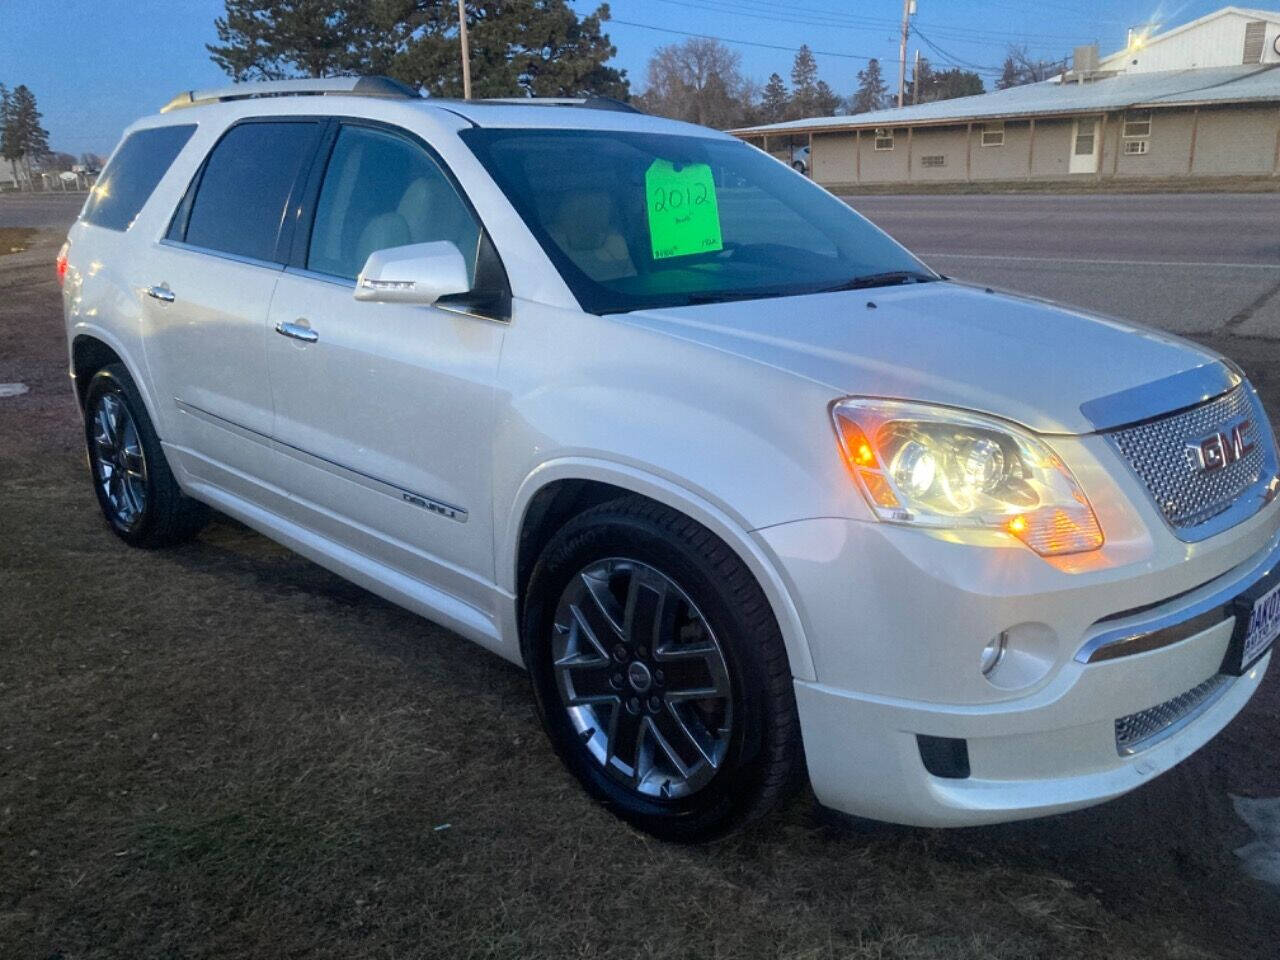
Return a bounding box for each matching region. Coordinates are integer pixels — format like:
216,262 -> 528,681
608,18 -> 879,61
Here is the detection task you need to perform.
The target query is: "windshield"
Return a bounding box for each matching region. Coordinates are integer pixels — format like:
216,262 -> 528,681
460,128 -> 935,314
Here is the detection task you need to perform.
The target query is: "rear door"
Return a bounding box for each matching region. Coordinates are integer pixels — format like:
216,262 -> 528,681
144,118 -> 323,499
264,120 -> 505,610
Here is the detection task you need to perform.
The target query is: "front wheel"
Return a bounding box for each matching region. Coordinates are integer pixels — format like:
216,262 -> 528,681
83,364 -> 209,547
522,497 -> 801,841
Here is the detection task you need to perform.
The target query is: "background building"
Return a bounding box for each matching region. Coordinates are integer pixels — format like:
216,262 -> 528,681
731,7 -> 1280,189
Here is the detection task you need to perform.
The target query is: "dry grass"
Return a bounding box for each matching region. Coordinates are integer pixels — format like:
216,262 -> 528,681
0,227 -> 38,256
2,248 -> 1278,959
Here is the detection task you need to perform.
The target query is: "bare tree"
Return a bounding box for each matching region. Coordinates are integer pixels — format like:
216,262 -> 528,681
637,38 -> 750,129
1001,45 -> 1069,86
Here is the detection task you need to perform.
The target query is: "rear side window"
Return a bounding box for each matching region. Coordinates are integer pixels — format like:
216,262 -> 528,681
80,125 -> 196,232
179,121 -> 318,264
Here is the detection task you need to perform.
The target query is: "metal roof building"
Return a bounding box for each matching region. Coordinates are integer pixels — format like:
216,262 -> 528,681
731,7 -> 1280,188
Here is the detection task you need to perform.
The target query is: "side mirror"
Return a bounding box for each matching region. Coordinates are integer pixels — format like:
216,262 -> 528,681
353,241 -> 471,305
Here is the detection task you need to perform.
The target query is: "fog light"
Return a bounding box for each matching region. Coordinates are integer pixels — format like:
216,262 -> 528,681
980,633 -> 1008,676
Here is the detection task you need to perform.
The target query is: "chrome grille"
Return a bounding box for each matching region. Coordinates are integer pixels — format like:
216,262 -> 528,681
1114,673 -> 1232,755
1108,385 -> 1269,532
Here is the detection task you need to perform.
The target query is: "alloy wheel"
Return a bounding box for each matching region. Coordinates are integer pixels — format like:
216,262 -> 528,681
91,392 -> 148,528
551,558 -> 733,800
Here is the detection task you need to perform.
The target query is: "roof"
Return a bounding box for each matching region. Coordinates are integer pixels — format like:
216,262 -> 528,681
1101,6 -> 1280,65
731,63 -> 1280,136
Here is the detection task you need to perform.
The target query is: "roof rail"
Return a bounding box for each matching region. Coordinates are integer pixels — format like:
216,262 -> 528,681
160,76 -> 421,113
479,96 -> 642,114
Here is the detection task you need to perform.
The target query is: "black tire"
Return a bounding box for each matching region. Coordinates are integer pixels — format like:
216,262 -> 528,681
522,496 -> 801,842
792,161 -> 806,173
83,364 -> 209,548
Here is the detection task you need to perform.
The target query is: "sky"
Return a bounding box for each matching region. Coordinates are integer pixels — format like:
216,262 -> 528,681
0,0 -> 1258,157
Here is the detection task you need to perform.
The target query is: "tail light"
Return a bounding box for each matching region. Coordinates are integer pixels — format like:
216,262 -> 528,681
56,242 -> 69,285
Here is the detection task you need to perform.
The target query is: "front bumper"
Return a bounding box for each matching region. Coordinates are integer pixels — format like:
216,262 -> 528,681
756,502 -> 1280,827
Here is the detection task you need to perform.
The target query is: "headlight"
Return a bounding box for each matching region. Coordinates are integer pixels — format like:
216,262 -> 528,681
831,398 -> 1103,557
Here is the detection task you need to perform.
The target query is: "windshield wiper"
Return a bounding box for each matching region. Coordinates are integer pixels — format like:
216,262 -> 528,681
816,270 -> 938,293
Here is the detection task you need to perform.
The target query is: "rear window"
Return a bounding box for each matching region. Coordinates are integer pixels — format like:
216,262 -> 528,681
178,120 -> 319,264
80,125 -> 196,232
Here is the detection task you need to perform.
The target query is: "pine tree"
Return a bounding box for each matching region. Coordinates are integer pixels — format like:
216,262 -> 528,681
996,56 -> 1019,90
788,44 -> 819,117
850,58 -> 886,114
7,86 -> 49,188
0,84 -> 19,188
760,72 -> 788,124
207,0 -> 629,100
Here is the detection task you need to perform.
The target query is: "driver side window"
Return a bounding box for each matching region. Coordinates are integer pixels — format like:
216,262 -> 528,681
307,124 -> 481,283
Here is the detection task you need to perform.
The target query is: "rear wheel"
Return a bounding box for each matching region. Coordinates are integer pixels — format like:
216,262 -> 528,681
523,496 -> 801,841
83,364 -> 208,547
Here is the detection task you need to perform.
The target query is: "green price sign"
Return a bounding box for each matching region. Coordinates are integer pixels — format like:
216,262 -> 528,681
645,159 -> 723,260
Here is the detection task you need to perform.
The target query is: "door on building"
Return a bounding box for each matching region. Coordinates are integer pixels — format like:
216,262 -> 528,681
1069,116 -> 1101,174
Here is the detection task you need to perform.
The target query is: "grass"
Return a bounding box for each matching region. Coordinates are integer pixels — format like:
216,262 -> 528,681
0,226 -> 37,255
2,241 -> 1278,959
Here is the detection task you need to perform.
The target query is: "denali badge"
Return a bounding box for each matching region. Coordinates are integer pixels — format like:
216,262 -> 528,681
1189,418 -> 1254,473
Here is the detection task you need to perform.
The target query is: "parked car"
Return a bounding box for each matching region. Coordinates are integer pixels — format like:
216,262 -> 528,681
61,77 -> 1279,842
791,144 -> 809,174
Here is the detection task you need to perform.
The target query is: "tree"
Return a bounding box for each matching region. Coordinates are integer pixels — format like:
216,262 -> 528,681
3,86 -> 50,188
996,56 -> 1019,90
996,45 -> 1069,88
637,37 -> 748,128
788,44 -> 819,118
760,72 -> 788,124
907,60 -> 983,104
0,84 -> 19,187
207,1 -> 629,100
849,58 -> 886,114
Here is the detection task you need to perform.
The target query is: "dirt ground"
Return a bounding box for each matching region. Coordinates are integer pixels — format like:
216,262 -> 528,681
3,226 -> 1280,960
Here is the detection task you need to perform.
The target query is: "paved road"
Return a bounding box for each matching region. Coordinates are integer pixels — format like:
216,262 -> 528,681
7,190 -> 1280,337
847,193 -> 1280,337
0,192 -> 84,230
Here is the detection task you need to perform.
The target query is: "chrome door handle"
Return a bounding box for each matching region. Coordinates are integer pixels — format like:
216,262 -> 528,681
146,284 -> 175,303
275,320 -> 318,343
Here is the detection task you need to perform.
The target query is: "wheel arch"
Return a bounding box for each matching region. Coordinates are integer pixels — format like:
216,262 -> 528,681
504,458 -> 817,682
69,327 -> 162,432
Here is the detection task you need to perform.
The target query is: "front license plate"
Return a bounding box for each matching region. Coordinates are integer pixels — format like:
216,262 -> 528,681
1228,579 -> 1280,675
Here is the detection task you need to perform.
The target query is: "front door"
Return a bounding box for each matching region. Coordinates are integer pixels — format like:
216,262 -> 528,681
1069,116 -> 1101,174
265,121 -> 502,611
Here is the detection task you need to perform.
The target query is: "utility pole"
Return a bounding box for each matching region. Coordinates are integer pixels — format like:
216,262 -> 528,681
458,0 -> 472,100
912,49 -> 921,105
897,0 -> 915,108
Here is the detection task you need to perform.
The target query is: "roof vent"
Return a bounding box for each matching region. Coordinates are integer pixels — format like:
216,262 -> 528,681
1243,21 -> 1266,64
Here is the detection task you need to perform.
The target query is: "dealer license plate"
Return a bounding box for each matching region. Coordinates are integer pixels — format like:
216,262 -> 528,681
1231,580 -> 1280,674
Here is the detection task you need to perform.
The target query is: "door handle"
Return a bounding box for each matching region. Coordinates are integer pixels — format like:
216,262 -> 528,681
146,284 -> 175,303
275,320 -> 319,343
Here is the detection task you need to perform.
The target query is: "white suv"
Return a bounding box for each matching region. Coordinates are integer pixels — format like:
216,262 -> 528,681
61,77 -> 1279,841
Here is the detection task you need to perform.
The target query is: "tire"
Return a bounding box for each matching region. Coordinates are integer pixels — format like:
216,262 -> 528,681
792,161 -> 806,173
522,496 -> 801,842
83,364 -> 209,548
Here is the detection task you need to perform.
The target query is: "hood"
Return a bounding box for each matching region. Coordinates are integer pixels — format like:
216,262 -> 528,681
622,281 -> 1226,435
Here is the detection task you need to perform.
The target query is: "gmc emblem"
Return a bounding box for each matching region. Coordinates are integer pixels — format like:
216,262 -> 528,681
1189,418 -> 1254,473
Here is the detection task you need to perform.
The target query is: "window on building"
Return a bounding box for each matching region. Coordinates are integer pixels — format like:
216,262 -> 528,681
874,128 -> 894,151
179,120 -> 320,263
920,155 -> 945,167
82,125 -> 196,232
1243,21 -> 1266,64
1123,110 -> 1152,139
1073,117 -> 1100,156
980,122 -> 1004,147
1123,139 -> 1150,155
